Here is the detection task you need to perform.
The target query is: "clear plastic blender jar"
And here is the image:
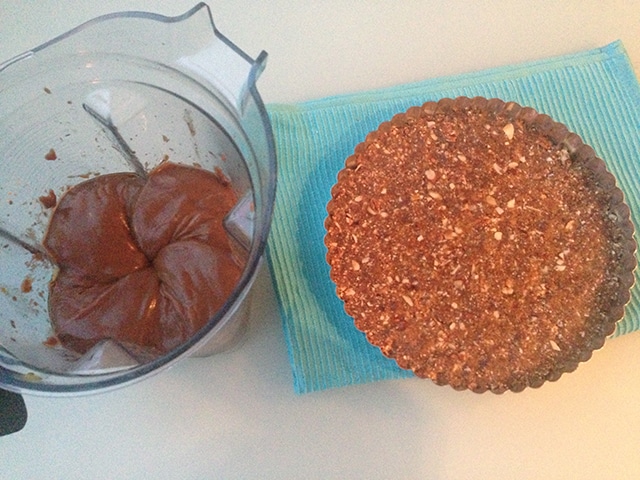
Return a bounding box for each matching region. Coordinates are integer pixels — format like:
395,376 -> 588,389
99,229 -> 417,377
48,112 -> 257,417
0,3 -> 277,395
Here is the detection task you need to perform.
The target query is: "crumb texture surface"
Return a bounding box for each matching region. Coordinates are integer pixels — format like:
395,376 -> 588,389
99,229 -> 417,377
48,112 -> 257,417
325,98 -> 632,392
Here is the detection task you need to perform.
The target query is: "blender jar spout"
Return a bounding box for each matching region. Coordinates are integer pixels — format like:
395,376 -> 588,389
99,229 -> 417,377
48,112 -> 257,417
175,4 -> 269,113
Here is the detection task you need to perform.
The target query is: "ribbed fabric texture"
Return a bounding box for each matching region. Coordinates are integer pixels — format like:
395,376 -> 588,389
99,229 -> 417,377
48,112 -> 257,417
265,41 -> 640,394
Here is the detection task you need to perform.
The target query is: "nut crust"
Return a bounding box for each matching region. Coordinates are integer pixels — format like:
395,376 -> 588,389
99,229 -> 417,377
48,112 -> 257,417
325,97 -> 636,393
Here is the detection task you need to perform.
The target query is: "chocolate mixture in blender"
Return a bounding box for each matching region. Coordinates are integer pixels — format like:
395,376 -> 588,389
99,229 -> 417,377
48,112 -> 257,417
43,161 -> 243,356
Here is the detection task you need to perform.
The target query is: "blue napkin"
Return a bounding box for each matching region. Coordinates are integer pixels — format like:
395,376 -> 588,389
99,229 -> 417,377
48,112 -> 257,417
265,40 -> 640,394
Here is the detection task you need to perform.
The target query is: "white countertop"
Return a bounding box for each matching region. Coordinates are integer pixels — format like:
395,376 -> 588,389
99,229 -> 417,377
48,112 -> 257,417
2,2 -> 640,479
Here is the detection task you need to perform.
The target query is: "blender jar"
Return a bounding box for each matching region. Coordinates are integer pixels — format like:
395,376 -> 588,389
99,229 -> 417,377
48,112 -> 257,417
0,3 -> 276,395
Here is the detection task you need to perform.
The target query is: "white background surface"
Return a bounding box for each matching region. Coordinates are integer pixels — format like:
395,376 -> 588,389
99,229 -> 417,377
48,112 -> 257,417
2,1 -> 640,479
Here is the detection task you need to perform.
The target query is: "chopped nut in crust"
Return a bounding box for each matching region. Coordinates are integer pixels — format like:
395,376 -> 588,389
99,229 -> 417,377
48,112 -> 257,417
324,97 -> 636,394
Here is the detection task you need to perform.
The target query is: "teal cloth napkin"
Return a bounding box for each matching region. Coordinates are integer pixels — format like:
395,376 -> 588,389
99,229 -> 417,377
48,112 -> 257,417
265,40 -> 640,394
